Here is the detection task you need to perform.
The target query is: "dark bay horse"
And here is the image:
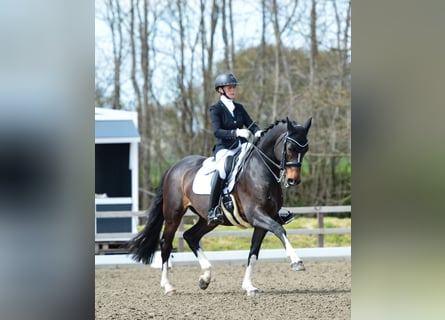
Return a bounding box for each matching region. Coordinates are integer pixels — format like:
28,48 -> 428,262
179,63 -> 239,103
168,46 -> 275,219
129,117 -> 312,295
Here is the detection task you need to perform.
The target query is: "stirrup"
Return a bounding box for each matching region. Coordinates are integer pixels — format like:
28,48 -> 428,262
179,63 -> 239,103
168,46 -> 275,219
208,207 -> 223,225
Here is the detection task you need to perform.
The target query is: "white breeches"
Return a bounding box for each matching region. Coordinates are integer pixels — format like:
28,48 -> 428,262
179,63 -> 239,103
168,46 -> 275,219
215,142 -> 241,179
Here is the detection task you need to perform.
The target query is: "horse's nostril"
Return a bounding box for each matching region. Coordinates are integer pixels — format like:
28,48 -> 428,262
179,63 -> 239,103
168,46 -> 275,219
287,179 -> 301,186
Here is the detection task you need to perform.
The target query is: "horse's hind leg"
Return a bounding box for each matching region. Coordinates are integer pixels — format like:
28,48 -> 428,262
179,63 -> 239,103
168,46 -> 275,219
159,218 -> 182,295
183,217 -> 217,290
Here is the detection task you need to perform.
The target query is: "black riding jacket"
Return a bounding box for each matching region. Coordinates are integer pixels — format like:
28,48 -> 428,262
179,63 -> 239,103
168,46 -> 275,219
209,100 -> 260,155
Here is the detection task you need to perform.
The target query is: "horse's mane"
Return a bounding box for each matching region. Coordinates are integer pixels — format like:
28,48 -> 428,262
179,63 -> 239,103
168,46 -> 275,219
254,119 -> 286,145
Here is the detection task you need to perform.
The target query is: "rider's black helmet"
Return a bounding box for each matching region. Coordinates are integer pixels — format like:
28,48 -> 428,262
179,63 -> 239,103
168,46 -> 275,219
214,72 -> 240,91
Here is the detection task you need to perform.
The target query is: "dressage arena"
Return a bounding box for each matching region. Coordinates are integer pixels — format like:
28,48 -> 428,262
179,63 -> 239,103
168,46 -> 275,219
96,258 -> 351,319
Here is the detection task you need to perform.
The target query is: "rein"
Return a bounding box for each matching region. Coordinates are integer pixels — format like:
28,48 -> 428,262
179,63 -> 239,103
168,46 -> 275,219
251,144 -> 284,183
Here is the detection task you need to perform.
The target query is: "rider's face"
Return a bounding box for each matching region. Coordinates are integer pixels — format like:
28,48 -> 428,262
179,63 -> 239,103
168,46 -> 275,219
222,85 -> 236,99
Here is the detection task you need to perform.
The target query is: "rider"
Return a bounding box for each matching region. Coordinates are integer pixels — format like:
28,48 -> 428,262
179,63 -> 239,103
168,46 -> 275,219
207,72 -> 262,226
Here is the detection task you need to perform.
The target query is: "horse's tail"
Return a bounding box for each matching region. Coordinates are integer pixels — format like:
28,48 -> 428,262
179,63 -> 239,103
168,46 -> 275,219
128,170 -> 168,264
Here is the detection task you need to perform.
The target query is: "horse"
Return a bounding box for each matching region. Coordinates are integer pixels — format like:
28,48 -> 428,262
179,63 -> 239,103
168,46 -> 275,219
129,117 -> 312,296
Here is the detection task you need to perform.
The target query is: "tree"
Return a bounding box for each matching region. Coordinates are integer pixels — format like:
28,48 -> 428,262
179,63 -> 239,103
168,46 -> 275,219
128,0 -> 159,208
96,0 -> 351,207
200,0 -> 219,155
104,0 -> 125,110
271,0 -> 299,119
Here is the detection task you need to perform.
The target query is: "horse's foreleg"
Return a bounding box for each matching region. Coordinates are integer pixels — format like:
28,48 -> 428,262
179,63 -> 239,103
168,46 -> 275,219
253,216 -> 306,271
242,227 -> 267,295
242,255 -> 259,295
283,235 -> 305,271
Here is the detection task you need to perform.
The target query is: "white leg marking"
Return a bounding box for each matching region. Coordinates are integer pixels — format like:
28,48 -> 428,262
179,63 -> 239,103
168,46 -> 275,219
160,261 -> 176,294
160,262 -> 168,287
197,249 -> 212,287
242,255 -> 259,295
197,249 -> 212,270
283,236 -> 306,271
283,236 -> 301,264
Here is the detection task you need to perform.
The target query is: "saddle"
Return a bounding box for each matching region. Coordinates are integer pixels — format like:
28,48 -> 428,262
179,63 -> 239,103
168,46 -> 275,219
192,143 -> 254,228
192,142 -> 253,195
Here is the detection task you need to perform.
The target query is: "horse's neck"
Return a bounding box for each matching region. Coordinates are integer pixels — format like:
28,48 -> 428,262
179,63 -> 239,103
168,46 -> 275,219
239,123 -> 285,189
257,123 -> 286,160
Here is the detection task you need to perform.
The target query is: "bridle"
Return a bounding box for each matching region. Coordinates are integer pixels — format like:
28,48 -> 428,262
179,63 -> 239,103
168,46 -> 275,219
251,130 -> 308,187
278,132 -> 308,169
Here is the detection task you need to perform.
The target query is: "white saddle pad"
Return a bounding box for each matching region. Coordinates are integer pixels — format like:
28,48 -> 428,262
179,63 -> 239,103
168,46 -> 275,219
192,158 -> 217,194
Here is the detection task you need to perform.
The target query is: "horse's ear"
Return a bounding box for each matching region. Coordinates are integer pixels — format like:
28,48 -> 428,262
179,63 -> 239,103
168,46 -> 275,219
304,117 -> 312,134
286,117 -> 294,131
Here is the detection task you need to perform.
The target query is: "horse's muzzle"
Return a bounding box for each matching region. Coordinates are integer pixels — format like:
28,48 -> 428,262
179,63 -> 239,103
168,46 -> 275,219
285,167 -> 301,186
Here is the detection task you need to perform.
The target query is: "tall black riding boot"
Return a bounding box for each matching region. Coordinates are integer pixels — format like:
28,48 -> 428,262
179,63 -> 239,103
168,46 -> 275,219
208,171 -> 225,226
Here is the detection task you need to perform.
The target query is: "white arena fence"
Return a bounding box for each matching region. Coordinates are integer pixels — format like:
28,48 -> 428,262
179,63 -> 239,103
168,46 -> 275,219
95,205 -> 351,254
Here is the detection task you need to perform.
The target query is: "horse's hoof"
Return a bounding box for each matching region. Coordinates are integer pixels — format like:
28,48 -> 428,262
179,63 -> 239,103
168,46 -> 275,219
243,284 -> 259,296
199,277 -> 210,290
246,289 -> 259,296
164,284 -> 176,295
164,288 -> 176,296
291,261 -> 306,271
165,289 -> 176,296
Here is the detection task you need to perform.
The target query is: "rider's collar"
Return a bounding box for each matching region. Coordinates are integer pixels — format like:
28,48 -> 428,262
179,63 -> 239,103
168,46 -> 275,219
220,95 -> 235,115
